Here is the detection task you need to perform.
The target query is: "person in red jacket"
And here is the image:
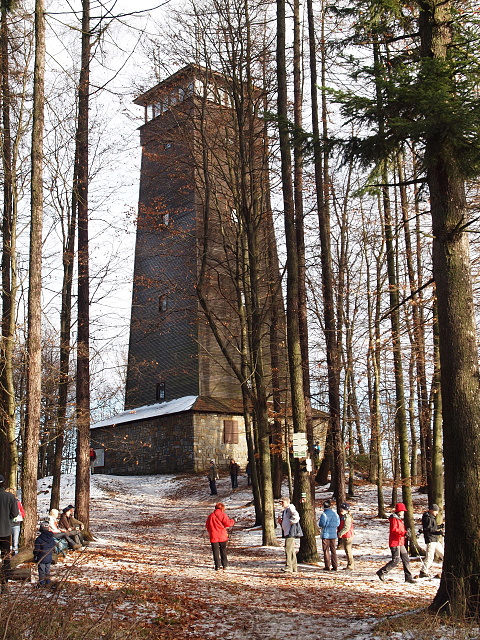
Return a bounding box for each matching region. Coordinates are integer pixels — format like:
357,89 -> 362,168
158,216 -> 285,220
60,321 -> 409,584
337,503 -> 354,571
376,503 -> 416,583
205,502 -> 235,571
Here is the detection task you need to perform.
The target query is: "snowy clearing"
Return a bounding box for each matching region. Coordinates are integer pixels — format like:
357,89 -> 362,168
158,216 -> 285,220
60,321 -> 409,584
12,473 -> 448,639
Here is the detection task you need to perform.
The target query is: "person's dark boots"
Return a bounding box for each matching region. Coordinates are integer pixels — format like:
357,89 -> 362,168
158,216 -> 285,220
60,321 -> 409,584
376,570 -> 385,581
405,576 -> 416,584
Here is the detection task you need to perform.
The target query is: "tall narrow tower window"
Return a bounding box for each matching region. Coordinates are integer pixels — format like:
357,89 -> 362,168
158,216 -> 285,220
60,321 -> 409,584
156,381 -> 166,401
159,294 -> 168,312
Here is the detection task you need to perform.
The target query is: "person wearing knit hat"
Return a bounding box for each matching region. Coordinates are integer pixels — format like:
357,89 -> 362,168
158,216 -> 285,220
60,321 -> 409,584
376,503 -> 416,584
420,504 -> 444,578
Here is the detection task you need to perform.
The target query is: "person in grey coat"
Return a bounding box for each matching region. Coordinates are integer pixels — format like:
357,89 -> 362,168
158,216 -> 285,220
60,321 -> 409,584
278,497 -> 303,573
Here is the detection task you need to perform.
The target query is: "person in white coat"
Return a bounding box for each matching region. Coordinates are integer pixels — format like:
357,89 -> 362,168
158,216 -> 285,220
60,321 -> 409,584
278,497 -> 302,573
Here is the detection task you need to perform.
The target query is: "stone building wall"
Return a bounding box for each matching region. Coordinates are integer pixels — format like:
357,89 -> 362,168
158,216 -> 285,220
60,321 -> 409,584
91,412 -> 195,475
193,412 -> 248,472
90,409 -> 248,475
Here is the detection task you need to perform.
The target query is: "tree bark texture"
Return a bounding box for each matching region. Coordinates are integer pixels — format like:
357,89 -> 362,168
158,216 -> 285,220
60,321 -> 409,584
307,0 -> 345,504
22,0 -> 45,546
0,3 -> 17,487
413,0 -> 480,617
74,0 -> 91,529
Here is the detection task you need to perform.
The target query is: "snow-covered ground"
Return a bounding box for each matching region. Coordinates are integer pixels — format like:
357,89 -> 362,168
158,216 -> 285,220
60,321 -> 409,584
29,473 -> 446,639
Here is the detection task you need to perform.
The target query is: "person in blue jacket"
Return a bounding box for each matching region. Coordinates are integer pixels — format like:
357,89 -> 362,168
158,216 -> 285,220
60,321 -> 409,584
319,499 -> 340,571
34,522 -> 56,587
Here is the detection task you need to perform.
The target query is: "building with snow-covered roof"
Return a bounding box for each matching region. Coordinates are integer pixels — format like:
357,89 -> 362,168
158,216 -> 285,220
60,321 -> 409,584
90,396 -> 247,474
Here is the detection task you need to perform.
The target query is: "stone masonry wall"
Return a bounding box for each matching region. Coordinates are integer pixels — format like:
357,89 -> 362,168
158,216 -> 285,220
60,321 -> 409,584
90,413 -> 195,475
193,412 -> 248,473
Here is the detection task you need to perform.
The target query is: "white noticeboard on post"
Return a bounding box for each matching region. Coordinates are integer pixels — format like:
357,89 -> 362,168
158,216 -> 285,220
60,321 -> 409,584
292,433 -> 308,458
94,449 -> 104,467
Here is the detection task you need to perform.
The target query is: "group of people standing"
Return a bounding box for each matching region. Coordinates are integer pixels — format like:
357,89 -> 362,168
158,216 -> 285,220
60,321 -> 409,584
207,459 -> 242,495
278,498 -> 354,574
204,483 -> 444,581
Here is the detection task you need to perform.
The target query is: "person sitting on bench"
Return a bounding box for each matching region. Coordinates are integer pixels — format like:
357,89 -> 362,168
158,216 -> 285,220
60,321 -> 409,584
58,506 -> 86,546
48,509 -> 81,550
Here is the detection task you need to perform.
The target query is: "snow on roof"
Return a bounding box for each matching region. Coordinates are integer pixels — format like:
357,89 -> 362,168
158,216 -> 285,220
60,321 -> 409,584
90,396 -> 198,430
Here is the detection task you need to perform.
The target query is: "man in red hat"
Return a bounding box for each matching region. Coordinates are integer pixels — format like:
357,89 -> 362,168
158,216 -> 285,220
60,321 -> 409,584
376,503 -> 416,584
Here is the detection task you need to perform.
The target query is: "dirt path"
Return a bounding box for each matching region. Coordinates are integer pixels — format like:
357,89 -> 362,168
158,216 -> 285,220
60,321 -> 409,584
67,474 -> 439,640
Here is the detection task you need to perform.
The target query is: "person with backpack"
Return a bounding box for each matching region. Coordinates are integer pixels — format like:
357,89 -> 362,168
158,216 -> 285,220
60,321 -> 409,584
319,500 -> 340,571
278,497 -> 303,573
376,502 -> 416,583
420,503 -> 444,578
337,503 -> 354,571
205,503 -> 235,571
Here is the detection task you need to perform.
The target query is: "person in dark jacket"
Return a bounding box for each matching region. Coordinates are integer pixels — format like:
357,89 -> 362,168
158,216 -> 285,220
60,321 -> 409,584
376,502 -> 416,583
0,474 -> 18,594
246,462 -> 252,486
205,503 -> 235,570
229,459 -> 240,490
207,460 -> 219,496
34,522 -> 56,587
420,503 -> 444,578
58,506 -> 85,546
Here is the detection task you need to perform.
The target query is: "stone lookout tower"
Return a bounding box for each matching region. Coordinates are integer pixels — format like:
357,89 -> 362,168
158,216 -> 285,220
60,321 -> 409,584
125,63 -> 284,409
90,64 -> 290,474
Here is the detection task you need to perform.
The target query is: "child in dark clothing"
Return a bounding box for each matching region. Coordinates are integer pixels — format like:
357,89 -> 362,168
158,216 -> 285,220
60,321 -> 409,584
34,522 -> 56,587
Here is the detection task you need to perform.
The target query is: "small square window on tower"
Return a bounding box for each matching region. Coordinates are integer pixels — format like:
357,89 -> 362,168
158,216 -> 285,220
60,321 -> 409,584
159,294 -> 168,312
223,420 -> 239,444
156,381 -> 166,402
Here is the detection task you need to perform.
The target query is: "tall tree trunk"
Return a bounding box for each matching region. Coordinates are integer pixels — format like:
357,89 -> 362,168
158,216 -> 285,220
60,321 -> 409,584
397,153 -> 431,493
277,0 -> 318,561
307,0 -> 345,505
50,179 -> 76,511
373,39 -> 416,544
364,217 -> 386,517
430,299 -> 443,511
74,0 -> 91,529
0,1 -> 17,487
291,0 -> 318,564
419,0 -> 480,614
22,0 -> 45,546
